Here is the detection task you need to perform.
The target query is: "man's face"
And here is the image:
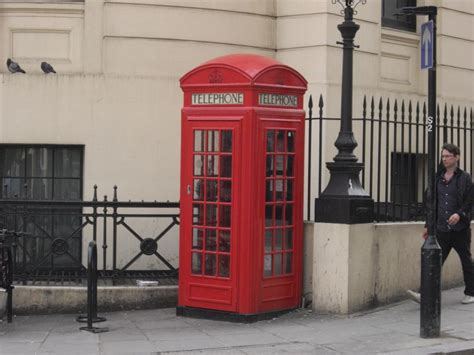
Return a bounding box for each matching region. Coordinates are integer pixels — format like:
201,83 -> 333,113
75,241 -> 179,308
441,149 -> 459,169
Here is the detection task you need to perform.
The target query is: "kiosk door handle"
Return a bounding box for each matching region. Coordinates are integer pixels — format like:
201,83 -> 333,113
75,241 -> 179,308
187,185 -> 191,195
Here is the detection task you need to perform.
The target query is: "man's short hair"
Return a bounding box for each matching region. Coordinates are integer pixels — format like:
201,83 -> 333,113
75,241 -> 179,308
442,143 -> 461,156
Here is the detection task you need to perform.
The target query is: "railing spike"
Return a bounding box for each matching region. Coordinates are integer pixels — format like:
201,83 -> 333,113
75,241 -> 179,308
378,97 -> 383,110
308,94 -> 313,109
93,185 -> 98,202
113,186 -> 118,202
318,94 -> 323,108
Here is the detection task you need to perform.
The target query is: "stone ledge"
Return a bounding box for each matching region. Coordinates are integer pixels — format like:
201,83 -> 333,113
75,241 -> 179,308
8,285 -> 178,315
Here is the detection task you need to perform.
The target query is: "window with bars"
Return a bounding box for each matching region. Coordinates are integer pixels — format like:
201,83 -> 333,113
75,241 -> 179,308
382,0 -> 417,32
191,130 -> 233,278
0,145 -> 83,269
264,129 -> 295,277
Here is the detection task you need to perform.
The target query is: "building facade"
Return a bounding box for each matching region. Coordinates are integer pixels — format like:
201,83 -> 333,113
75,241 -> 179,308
0,0 -> 472,269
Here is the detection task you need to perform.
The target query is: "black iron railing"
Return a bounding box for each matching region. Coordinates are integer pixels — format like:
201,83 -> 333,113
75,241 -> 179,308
0,186 -> 179,282
0,231 -> 14,322
306,94 -> 473,222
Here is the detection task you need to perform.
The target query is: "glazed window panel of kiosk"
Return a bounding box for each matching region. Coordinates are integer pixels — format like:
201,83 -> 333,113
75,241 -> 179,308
191,129 -> 233,278
263,129 -> 296,278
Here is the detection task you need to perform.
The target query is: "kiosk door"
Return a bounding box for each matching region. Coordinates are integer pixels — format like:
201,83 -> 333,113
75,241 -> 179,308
258,120 -> 303,312
181,121 -> 240,311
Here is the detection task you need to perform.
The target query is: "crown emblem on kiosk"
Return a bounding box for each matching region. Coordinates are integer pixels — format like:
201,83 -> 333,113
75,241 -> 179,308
208,69 -> 223,83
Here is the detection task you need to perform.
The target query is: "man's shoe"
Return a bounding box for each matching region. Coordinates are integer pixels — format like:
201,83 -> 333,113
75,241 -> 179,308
407,290 -> 421,304
461,295 -> 474,304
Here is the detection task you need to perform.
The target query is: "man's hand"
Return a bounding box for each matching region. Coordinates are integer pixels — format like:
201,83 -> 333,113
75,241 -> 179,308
448,213 -> 460,225
422,227 -> 428,240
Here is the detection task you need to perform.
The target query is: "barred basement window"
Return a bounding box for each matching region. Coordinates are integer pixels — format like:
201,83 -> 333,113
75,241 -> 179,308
382,0 -> 417,32
0,145 -> 84,269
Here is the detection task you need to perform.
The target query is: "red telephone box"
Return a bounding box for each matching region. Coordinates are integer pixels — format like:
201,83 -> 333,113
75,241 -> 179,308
177,54 -> 307,321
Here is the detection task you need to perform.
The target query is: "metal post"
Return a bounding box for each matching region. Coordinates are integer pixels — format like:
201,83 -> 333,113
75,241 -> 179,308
77,241 -> 107,331
399,5 -> 442,338
314,0 -> 373,224
420,9 -> 441,339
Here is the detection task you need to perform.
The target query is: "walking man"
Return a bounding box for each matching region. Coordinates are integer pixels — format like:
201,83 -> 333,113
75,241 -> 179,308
408,143 -> 474,304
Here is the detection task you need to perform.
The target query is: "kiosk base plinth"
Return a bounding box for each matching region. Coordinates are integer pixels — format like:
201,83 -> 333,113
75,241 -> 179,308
176,306 -> 296,323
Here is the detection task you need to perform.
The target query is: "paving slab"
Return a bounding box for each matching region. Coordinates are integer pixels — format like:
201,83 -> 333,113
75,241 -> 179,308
0,286 -> 472,354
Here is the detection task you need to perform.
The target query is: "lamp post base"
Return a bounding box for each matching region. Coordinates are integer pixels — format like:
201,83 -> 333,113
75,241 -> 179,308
314,162 -> 373,224
315,196 -> 373,224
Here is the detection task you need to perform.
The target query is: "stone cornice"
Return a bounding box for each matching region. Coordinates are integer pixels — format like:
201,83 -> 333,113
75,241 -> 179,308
0,3 -> 84,16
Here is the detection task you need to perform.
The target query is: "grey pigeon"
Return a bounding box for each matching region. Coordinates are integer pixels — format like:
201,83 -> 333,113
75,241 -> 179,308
41,61 -> 56,74
7,58 -> 25,74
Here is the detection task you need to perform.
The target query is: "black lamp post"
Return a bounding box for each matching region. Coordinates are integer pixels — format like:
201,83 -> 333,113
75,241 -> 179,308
314,0 -> 373,224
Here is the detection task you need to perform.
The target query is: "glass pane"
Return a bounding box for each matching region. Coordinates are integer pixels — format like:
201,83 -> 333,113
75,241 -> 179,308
207,155 -> 219,177
26,148 -> 53,177
54,148 -> 82,178
275,179 -> 284,201
193,204 -> 204,225
219,180 -> 231,202
205,229 -> 217,250
192,229 -> 204,249
265,205 -> 273,227
287,131 -> 295,152
285,228 -> 293,249
0,148 -> 25,177
275,229 -> 283,251
264,254 -> 272,277
218,255 -> 230,278
266,156 -> 274,177
206,180 -> 218,201
193,179 -> 204,201
26,178 -> 53,200
285,205 -> 293,225
219,205 -> 231,227
275,155 -> 284,176
221,130 -> 232,152
207,131 -> 219,152
266,130 -> 274,152
265,180 -> 273,202
194,130 -> 204,152
205,205 -> 217,226
284,253 -> 292,274
220,156 -> 232,177
192,253 -> 202,274
276,131 -> 285,152
219,230 -> 230,252
53,179 -> 81,200
265,230 -> 273,252
273,253 -> 282,275
204,254 -> 216,276
53,214 -> 81,238
287,156 -> 295,177
1,177 -> 25,198
194,155 -> 204,176
275,205 -> 284,226
286,180 -> 294,201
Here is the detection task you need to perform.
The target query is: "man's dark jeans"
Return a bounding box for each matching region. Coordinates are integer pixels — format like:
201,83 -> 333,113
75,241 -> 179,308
437,228 -> 474,296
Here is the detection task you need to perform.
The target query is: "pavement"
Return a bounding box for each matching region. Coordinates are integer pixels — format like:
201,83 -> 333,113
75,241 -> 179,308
0,287 -> 473,354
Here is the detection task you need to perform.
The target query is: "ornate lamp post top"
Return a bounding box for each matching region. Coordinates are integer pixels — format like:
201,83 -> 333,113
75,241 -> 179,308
332,0 -> 366,11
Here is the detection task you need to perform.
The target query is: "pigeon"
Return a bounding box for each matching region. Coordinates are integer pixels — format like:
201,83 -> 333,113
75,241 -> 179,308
6,58 -> 25,74
41,61 -> 56,74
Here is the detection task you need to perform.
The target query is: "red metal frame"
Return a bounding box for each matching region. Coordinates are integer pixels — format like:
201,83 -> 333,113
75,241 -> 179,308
179,54 -> 307,316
